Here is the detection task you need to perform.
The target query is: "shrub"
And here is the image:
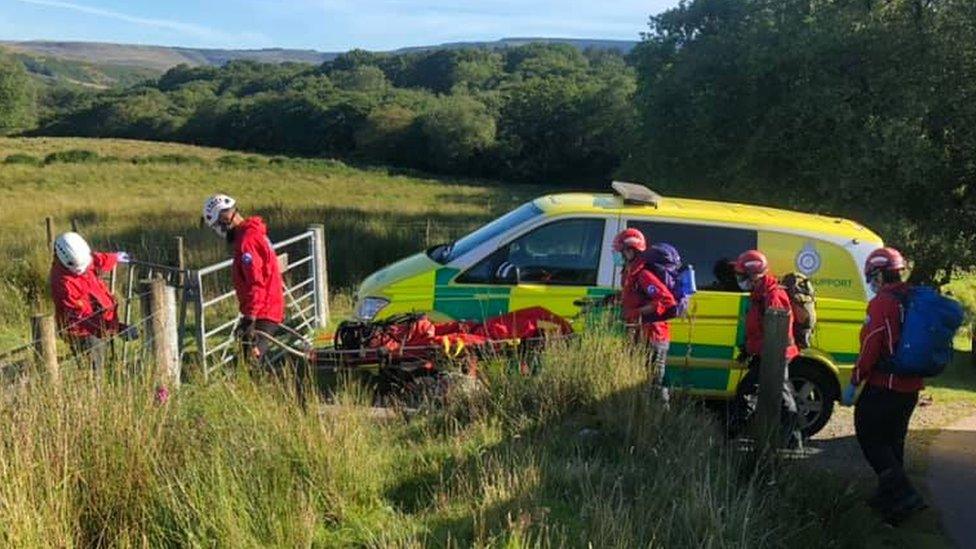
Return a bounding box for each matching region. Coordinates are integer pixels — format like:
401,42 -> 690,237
216,154 -> 264,168
131,154 -> 207,165
2,153 -> 41,166
43,149 -> 100,164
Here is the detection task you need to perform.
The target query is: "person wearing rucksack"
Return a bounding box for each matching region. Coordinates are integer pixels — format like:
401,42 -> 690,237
645,242 -> 697,320
844,247 -> 928,523
612,228 -> 677,405
728,250 -> 803,448
781,272 -> 816,349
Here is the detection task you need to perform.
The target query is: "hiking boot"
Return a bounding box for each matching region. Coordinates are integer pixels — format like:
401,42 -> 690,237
883,491 -> 927,526
877,470 -> 928,525
867,486 -> 890,510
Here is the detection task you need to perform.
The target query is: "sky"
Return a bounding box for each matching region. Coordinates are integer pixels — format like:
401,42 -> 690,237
0,0 -> 681,51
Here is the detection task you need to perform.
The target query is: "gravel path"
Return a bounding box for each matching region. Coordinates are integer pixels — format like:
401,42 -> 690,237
925,414 -> 976,549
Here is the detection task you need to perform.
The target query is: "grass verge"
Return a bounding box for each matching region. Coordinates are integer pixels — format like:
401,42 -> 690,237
0,326 -> 914,547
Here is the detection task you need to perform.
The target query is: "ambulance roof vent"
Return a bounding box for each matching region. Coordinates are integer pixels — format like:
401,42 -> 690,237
611,181 -> 661,208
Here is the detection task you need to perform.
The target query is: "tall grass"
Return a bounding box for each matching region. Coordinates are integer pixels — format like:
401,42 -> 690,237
0,325 -> 870,546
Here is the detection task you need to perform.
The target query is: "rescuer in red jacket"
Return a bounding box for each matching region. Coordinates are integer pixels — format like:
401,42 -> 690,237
202,194 -> 285,362
729,250 -> 802,446
847,247 -> 926,522
49,232 -> 133,369
613,228 -> 677,405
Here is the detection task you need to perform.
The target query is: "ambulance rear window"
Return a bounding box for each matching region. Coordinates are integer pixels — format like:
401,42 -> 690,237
627,220 -> 758,292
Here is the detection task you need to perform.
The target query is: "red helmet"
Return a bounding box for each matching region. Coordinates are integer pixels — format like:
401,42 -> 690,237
735,250 -> 769,276
864,247 -> 906,278
613,228 -> 647,252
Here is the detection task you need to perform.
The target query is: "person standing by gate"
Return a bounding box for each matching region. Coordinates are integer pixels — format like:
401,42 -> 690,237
50,232 -> 133,370
202,194 -> 285,363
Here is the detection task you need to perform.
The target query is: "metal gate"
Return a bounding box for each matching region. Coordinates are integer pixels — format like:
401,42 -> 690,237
184,224 -> 329,378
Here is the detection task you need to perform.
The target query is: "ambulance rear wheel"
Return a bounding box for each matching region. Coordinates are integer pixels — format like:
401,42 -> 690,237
789,360 -> 837,438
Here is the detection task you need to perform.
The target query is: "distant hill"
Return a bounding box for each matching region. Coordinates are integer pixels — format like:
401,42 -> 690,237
9,50 -> 162,89
2,37 -> 638,72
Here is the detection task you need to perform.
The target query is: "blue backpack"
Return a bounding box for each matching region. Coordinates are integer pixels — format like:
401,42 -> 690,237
884,287 -> 964,377
643,242 -> 697,320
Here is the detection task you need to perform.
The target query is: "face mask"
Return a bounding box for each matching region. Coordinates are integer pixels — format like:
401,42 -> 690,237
737,277 -> 753,291
612,252 -> 625,267
225,227 -> 236,244
868,278 -> 882,294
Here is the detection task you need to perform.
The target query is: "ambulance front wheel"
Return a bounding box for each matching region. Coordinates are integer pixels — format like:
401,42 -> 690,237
789,360 -> 837,439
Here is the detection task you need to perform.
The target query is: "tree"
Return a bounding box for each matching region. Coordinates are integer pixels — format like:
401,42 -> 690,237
419,95 -> 496,173
0,55 -> 36,134
355,104 -> 418,162
331,66 -> 389,92
627,0 -> 976,283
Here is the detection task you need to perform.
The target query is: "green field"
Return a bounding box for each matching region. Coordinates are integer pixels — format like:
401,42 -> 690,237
0,137 -> 547,349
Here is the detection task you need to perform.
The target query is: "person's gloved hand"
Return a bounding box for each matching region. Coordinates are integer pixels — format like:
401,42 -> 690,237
119,323 -> 139,341
116,251 -> 132,264
841,382 -> 859,406
234,316 -> 256,343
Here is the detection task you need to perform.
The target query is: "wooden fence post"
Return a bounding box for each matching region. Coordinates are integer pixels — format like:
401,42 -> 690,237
45,216 -> 55,251
174,236 -> 185,288
140,279 -> 180,388
425,218 -> 432,247
308,224 -> 330,329
758,308 -> 791,451
31,314 -> 59,383
70,219 -> 79,232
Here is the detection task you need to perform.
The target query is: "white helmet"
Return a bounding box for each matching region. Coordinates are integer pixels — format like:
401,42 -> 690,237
202,194 -> 237,236
54,232 -> 93,275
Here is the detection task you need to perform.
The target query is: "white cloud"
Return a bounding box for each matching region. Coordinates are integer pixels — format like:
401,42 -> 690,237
12,0 -> 271,46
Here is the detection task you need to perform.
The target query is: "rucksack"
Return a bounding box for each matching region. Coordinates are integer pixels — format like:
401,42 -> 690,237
781,272 -> 817,349
644,242 -> 697,319
883,286 -> 964,377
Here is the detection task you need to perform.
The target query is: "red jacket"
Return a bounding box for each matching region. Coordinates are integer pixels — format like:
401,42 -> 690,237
50,252 -> 120,339
853,282 -> 924,393
746,274 -> 799,361
621,259 -> 676,343
232,216 -> 285,323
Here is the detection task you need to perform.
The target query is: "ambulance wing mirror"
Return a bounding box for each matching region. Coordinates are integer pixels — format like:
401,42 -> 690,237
493,261 -> 521,285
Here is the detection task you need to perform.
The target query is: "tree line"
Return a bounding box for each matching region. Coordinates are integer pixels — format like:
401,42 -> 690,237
8,44 -> 636,185
1,0 -> 974,281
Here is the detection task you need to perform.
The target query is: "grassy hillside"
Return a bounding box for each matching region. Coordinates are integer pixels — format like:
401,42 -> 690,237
0,137 -> 542,349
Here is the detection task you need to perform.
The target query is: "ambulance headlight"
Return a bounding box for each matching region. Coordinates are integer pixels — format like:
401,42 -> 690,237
356,297 -> 389,320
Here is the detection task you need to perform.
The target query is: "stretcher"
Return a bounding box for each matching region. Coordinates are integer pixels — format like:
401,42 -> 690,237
258,306 -> 575,378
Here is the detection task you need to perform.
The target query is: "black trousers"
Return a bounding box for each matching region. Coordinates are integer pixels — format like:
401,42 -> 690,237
854,385 -> 918,477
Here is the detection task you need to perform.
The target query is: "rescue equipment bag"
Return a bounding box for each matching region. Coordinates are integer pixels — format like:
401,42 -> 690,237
781,272 -> 817,349
885,287 -> 964,377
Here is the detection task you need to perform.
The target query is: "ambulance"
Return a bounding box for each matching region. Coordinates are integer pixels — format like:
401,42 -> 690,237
353,182 -> 881,436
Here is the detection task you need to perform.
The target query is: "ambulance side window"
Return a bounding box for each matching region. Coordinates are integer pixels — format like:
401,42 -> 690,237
459,218 -> 605,286
627,220 -> 758,292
